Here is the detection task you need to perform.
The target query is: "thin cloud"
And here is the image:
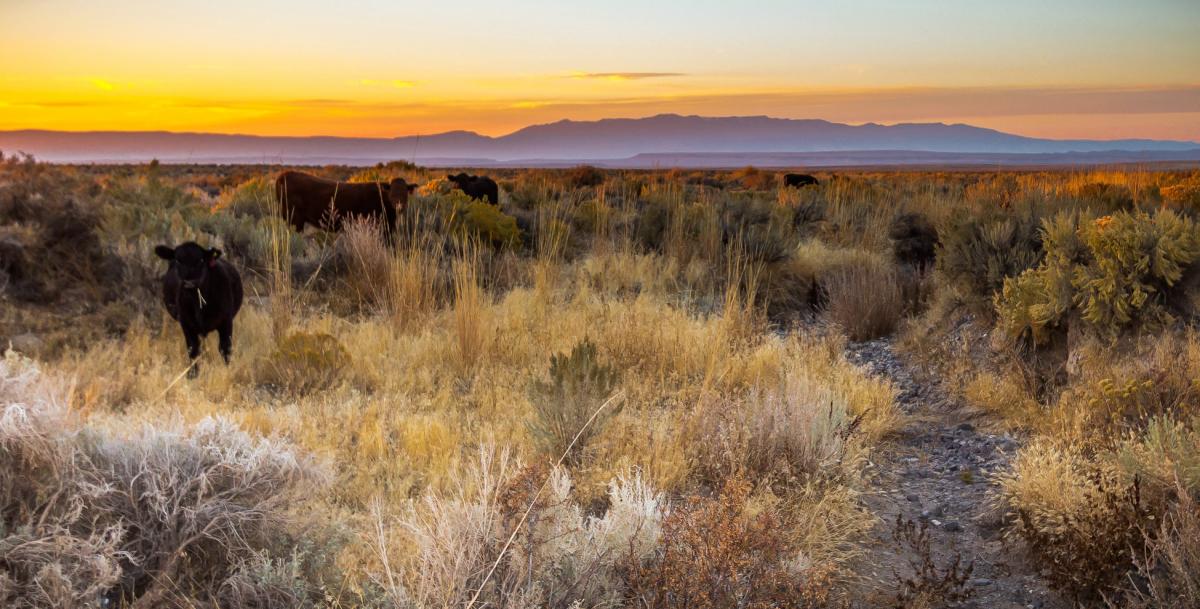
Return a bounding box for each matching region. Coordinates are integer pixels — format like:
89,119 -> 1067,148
569,72 -> 687,81
358,79 -> 418,88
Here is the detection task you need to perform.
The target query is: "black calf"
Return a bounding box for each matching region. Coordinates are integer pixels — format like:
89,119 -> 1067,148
155,242 -> 244,377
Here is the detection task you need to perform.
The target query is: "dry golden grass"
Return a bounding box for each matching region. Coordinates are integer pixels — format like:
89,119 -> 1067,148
823,260 -> 904,341
45,231 -> 902,600
16,164 -> 1200,607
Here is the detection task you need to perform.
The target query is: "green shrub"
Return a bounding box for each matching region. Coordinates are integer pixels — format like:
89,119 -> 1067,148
889,212 -> 939,270
938,212 -> 1044,306
0,159 -> 122,304
635,197 -> 671,252
963,174 -> 1022,209
1074,182 -> 1135,213
997,209 -> 1200,342
407,193 -> 523,250
572,198 -> 612,236
790,197 -> 826,237
731,166 -> 774,190
722,195 -> 796,264
462,200 -> 522,249
215,176 -> 275,218
527,337 -> 621,465
259,332 -> 351,395
565,164 -> 605,188
99,174 -> 205,244
1117,416 -> 1200,501
1161,180 -> 1200,213
347,160 -> 420,184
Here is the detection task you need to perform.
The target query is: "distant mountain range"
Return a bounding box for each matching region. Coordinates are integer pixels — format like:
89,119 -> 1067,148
2,114 -> 1198,167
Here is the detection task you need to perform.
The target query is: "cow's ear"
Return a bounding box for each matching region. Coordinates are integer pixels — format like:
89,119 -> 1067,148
154,245 -> 175,260
207,248 -> 223,266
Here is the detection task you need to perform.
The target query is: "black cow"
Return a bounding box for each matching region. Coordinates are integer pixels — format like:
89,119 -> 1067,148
155,242 -> 244,377
784,173 -> 819,188
446,173 -> 500,205
275,171 -> 416,238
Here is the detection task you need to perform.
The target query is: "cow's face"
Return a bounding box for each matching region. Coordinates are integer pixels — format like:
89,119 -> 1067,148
446,173 -> 468,186
387,178 -> 418,211
155,242 -> 222,289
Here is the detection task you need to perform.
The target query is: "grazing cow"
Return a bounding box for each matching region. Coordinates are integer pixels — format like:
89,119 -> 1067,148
275,170 -> 416,236
446,173 -> 500,205
784,173 -> 820,188
155,242 -> 244,377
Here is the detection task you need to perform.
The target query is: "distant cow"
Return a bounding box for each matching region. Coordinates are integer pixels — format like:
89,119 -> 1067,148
155,242 -> 244,378
446,173 -> 500,205
275,170 -> 416,236
784,173 -> 820,188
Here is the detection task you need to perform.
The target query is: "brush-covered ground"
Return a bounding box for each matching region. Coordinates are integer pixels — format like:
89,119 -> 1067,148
2,156 -> 1199,608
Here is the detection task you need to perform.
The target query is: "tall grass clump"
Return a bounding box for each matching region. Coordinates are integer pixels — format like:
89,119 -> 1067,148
823,258 -> 904,341
386,235 -> 444,330
339,217 -> 393,310
266,210 -> 295,340
451,245 -> 489,374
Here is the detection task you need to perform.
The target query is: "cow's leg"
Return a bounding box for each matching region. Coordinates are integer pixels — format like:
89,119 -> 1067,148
218,319 -> 234,364
183,327 -> 201,378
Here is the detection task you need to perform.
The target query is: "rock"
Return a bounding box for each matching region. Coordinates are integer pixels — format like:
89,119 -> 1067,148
906,493 -> 919,503
957,422 -> 976,432
942,520 -> 963,532
971,577 -> 993,587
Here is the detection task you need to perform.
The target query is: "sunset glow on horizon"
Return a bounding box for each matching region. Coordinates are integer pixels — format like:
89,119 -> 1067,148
2,0 -> 1198,141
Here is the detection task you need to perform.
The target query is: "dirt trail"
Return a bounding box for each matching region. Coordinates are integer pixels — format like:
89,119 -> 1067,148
846,339 -> 1064,609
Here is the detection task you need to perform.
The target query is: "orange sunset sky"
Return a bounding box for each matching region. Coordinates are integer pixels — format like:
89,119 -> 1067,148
2,0 -> 1198,141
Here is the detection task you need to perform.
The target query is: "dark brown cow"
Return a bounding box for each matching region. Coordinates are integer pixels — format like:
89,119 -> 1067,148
784,173 -> 819,188
274,170 -> 417,236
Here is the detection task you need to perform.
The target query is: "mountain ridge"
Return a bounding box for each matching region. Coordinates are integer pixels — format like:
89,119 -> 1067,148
2,113 -> 1197,166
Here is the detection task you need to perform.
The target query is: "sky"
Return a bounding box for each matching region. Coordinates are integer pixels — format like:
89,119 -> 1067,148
1,0 -> 1198,141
